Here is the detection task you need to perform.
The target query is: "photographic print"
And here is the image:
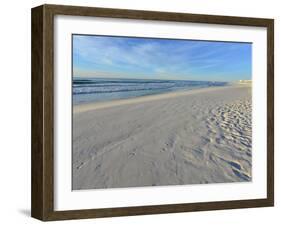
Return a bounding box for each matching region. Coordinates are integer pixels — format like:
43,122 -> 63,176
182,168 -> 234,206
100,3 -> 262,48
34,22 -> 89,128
72,35 -> 252,190
32,5 -> 273,220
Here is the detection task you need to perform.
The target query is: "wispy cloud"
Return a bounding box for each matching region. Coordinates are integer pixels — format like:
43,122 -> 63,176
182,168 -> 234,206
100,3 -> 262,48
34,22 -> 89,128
73,35 -> 252,82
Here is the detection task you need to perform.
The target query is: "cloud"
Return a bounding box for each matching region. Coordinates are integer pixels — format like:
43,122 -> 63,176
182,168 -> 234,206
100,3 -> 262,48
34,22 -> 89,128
73,35 -> 251,81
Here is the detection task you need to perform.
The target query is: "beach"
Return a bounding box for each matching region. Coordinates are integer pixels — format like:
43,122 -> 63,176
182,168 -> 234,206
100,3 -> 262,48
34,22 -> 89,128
72,85 -> 252,190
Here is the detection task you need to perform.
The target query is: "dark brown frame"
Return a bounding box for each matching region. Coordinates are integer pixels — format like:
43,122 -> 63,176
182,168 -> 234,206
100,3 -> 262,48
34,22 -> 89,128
31,4 -> 274,221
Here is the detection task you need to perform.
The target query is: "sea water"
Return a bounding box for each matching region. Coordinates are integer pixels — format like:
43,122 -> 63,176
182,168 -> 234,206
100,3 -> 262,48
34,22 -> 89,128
73,77 -> 227,105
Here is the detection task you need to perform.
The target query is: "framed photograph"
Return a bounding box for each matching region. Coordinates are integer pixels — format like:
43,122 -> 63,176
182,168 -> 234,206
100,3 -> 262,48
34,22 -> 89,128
31,4 -> 274,221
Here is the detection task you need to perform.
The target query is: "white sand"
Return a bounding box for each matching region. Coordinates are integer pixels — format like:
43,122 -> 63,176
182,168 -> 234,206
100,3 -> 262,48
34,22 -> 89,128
72,85 -> 252,190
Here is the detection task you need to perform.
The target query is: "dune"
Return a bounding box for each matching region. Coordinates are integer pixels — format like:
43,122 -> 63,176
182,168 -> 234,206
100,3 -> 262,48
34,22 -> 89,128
72,85 -> 252,190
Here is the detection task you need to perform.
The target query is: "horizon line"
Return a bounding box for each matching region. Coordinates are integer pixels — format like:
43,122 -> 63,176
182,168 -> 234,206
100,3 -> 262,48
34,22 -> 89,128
72,76 -> 247,83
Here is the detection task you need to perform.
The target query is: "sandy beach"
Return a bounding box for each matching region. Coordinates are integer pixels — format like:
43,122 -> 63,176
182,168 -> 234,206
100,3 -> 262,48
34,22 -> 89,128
72,85 -> 252,190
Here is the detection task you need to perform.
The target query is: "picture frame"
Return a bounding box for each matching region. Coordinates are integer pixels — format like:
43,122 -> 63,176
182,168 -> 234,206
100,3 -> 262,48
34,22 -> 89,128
31,4 -> 274,221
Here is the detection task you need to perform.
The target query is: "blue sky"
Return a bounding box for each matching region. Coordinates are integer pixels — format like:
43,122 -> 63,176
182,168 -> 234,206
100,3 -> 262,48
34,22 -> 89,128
73,35 -> 252,82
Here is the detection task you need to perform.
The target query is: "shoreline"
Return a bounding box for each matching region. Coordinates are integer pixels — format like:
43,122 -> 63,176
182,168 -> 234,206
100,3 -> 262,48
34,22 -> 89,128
73,85 -> 244,114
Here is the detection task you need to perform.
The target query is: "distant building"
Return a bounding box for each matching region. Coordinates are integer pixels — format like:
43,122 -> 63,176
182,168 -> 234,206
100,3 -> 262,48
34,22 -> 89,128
239,80 -> 252,84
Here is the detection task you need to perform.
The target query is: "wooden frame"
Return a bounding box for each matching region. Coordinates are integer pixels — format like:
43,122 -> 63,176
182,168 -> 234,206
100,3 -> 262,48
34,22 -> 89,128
31,4 -> 274,221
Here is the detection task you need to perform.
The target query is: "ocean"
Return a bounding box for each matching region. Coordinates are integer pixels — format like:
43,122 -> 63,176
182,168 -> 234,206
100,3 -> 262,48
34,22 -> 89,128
73,77 -> 227,105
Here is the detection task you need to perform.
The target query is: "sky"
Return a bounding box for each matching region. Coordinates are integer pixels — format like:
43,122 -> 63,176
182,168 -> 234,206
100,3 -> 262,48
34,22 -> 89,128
73,35 -> 252,82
